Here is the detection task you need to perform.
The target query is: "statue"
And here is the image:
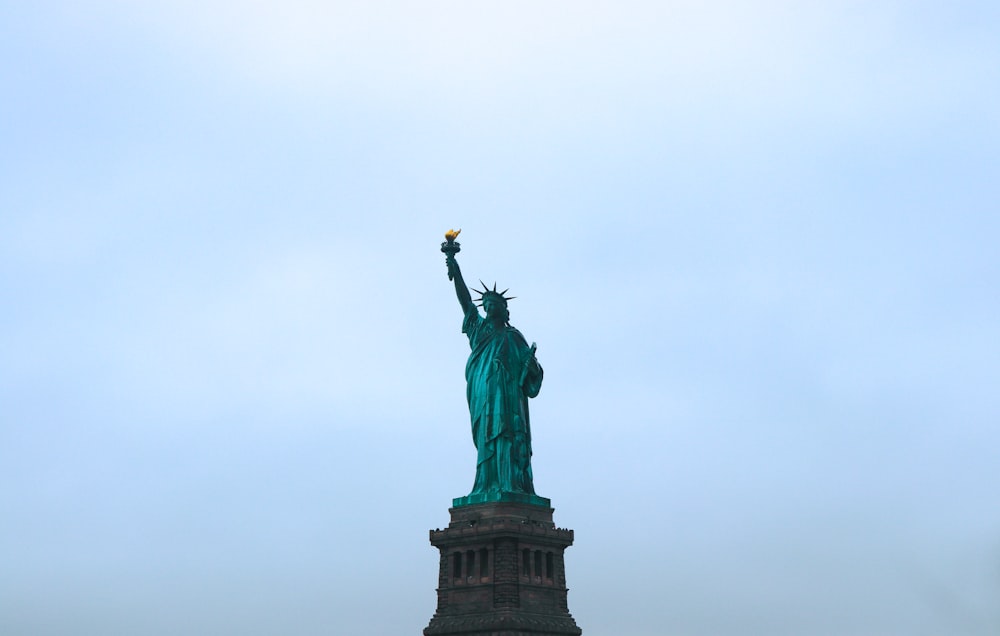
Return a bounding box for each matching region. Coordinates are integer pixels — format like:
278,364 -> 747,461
442,230 -> 547,506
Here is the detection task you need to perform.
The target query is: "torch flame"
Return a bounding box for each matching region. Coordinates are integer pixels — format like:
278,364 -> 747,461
445,228 -> 461,241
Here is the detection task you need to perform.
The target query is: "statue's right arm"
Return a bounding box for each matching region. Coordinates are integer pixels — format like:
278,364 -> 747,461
446,255 -> 476,314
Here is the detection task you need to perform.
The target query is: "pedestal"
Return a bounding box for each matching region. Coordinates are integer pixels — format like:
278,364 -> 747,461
424,501 -> 582,636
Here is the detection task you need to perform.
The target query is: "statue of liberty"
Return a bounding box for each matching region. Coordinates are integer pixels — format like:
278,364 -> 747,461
442,230 -> 547,506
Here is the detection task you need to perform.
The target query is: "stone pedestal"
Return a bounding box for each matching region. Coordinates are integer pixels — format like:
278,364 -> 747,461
424,502 -> 582,636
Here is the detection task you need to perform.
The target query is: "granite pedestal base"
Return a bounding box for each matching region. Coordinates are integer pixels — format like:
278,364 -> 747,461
424,502 -> 582,636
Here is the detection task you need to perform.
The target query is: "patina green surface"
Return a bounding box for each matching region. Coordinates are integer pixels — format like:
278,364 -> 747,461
442,233 -> 548,508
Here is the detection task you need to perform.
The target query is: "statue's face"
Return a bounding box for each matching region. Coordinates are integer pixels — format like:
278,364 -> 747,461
483,296 -> 507,321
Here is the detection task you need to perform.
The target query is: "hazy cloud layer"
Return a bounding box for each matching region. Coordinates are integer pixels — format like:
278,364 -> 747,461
2,2 -> 999,635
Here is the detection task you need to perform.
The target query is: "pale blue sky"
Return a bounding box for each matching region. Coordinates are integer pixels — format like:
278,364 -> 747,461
2,2 -> 999,635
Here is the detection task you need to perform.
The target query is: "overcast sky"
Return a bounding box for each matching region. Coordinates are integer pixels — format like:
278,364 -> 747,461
2,2 -> 999,635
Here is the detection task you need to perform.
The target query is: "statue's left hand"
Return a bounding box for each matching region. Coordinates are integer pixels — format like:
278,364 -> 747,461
527,356 -> 540,376
521,343 -> 540,376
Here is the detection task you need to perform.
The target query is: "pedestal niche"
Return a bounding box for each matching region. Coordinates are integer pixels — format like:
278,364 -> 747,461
424,499 -> 582,636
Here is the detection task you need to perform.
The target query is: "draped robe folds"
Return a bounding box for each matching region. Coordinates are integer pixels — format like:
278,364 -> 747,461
462,307 -> 543,496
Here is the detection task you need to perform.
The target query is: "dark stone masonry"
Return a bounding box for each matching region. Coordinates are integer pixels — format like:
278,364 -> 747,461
424,501 -> 581,636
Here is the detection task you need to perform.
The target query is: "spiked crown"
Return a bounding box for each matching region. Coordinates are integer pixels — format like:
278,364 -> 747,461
473,280 -> 516,307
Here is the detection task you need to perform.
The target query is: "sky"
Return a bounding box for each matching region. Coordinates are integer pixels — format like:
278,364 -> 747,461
1,1 -> 999,635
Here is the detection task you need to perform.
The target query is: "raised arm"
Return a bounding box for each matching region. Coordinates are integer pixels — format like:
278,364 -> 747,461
446,253 -> 476,315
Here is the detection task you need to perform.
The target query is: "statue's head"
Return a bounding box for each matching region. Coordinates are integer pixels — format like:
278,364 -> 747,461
475,282 -> 514,324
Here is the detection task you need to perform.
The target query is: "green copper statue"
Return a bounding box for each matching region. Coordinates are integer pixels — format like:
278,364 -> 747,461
442,230 -> 547,507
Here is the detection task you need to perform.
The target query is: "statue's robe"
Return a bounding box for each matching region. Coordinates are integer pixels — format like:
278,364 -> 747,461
463,307 -> 543,496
